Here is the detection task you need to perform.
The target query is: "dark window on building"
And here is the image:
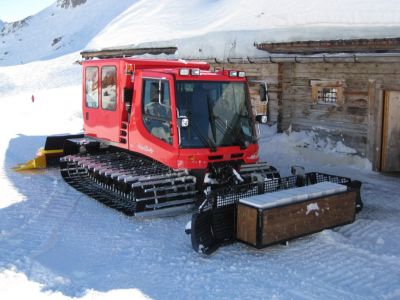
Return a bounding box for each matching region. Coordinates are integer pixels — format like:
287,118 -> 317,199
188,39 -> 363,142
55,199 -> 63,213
85,67 -> 99,108
311,80 -> 344,106
142,79 -> 172,144
101,66 -> 117,111
319,88 -> 337,104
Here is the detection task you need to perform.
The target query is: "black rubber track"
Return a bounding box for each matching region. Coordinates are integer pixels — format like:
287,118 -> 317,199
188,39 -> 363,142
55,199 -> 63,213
60,151 -> 198,215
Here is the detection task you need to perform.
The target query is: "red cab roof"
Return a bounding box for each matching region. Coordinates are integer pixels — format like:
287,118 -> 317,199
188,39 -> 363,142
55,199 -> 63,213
82,58 -> 210,71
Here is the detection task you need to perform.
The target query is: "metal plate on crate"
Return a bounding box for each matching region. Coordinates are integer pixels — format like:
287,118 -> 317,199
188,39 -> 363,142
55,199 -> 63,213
239,182 -> 347,209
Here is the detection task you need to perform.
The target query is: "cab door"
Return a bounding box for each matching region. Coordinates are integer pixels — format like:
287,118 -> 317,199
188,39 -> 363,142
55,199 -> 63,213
83,65 -> 121,144
128,71 -> 179,167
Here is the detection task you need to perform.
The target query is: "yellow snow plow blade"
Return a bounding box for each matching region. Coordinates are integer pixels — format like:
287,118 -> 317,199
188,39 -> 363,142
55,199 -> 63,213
12,148 -> 63,171
12,134 -> 84,171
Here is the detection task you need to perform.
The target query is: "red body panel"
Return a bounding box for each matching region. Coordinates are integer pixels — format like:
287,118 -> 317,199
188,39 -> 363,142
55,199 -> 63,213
81,58 -> 259,170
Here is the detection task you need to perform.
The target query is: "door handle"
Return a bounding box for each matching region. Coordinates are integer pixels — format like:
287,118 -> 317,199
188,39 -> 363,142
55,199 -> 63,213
86,112 -> 89,120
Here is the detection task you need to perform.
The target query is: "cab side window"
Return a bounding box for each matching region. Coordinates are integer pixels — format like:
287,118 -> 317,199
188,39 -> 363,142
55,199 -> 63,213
85,67 -> 99,108
142,79 -> 172,144
101,66 -> 117,111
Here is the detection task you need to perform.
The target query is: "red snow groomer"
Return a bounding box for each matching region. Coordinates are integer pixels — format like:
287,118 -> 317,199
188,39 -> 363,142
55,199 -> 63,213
61,58 -> 267,214
18,57 -> 362,254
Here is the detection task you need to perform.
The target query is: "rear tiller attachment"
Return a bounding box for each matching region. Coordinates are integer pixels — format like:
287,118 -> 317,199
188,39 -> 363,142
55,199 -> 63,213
188,172 -> 362,254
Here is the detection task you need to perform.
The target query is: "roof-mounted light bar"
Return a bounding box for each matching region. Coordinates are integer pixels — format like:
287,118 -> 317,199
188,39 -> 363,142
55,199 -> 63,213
229,70 -> 238,77
227,70 -> 246,77
125,63 -> 134,75
179,68 -> 201,76
179,68 -> 190,76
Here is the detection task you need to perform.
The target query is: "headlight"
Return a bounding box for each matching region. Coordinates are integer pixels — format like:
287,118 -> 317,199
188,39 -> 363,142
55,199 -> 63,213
179,69 -> 190,76
228,70 -> 238,77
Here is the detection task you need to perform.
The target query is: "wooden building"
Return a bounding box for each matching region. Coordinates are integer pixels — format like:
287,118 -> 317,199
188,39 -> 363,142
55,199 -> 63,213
203,38 -> 400,173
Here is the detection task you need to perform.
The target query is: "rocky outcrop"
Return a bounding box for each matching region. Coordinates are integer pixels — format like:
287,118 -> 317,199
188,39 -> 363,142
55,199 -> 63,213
1,17 -> 31,36
57,0 -> 87,9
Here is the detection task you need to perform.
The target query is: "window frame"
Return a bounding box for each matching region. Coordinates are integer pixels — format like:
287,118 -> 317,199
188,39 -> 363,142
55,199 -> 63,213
101,65 -> 117,111
141,78 -> 173,144
85,66 -> 99,109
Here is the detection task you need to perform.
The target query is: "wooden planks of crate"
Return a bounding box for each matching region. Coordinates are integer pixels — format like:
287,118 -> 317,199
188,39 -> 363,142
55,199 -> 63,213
236,182 -> 357,248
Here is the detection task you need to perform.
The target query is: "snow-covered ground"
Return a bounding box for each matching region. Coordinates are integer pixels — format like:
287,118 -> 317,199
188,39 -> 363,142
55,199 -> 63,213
1,52 -> 400,300
1,1 -> 400,299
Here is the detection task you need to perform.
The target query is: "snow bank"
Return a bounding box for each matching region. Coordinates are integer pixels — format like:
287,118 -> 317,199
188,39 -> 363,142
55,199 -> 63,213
0,52 -> 81,96
0,53 -> 83,208
258,124 -> 372,176
0,269 -> 151,300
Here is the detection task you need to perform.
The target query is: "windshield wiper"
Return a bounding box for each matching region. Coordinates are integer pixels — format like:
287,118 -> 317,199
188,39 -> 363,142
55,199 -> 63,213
213,116 -> 247,150
187,111 -> 217,152
206,97 -> 217,143
236,113 -> 258,144
207,97 -> 250,149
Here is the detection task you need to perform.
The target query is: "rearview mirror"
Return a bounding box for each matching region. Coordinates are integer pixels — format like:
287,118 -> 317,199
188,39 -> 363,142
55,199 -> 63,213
259,83 -> 267,102
158,80 -> 165,104
123,88 -> 133,113
255,115 -> 268,124
179,116 -> 189,128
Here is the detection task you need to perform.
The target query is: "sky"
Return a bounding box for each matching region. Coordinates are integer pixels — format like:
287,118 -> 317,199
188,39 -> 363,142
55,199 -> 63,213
0,0 -> 54,23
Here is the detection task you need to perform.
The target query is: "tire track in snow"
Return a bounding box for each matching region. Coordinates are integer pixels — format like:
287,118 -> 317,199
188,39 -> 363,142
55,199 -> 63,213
338,218 -> 400,258
265,229 -> 400,299
0,169 -> 81,267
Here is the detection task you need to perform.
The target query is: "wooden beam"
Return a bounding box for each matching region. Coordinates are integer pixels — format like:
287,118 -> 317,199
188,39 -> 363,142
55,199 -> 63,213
367,80 -> 378,170
81,47 -> 178,59
256,38 -> 400,54
277,63 -> 284,133
374,84 -> 384,171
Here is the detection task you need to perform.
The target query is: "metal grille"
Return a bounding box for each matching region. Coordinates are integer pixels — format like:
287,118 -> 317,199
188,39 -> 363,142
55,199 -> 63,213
274,176 -> 297,190
318,88 -> 337,104
215,185 -> 259,207
198,172 -> 352,214
199,183 -> 258,213
312,172 -> 350,185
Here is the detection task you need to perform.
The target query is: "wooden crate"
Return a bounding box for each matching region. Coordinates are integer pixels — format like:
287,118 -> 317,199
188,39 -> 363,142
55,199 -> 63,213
236,182 -> 357,248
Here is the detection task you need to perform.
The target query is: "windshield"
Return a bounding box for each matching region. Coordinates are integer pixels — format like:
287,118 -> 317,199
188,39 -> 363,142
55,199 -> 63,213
176,81 -> 255,149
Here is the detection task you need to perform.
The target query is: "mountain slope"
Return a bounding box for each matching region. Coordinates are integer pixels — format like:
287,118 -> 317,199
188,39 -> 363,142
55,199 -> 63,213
1,0 -> 400,66
0,0 -> 135,66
